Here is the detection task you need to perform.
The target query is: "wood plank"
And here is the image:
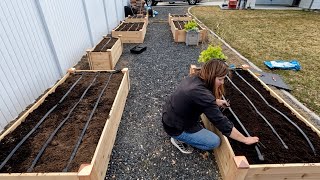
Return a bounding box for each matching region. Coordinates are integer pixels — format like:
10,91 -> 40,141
0,69 -> 130,180
171,20 -> 207,43
111,22 -> 147,43
0,173 -> 78,180
248,163 -> 320,175
168,13 -> 192,27
201,114 -> 238,180
201,69 -> 320,180
125,15 -> 148,26
245,172 -> 320,180
90,68 -> 129,180
87,38 -> 122,70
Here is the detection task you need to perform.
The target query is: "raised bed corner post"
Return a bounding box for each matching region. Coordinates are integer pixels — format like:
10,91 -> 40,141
27,73 -> 100,173
0,74 -> 84,171
222,94 -> 265,161
234,70 -> 316,155
226,75 -> 289,149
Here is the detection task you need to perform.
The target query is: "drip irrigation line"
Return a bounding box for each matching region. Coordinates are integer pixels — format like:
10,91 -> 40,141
27,73 -> 100,172
179,21 -> 184,30
118,23 -> 127,31
0,74 -> 84,171
234,71 -> 316,155
63,71 -> 120,172
134,23 -> 140,31
100,37 -> 112,52
127,23 -> 135,31
226,75 -> 288,149
222,95 -> 264,161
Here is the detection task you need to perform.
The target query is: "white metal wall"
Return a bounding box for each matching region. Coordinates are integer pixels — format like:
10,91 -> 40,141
0,0 -> 125,132
106,0 -> 119,32
40,0 -> 92,71
299,0 -> 320,9
0,0 -> 61,130
256,0 -> 293,5
85,0 -> 109,45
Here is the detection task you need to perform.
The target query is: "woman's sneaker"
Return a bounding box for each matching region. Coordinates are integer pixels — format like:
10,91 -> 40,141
170,137 -> 194,154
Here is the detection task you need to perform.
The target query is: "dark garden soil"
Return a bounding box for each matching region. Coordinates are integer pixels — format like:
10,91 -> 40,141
224,70 -> 320,164
127,14 -> 146,19
93,37 -> 118,52
173,20 -> 203,30
0,72 -> 123,173
74,55 -> 90,70
171,14 -> 189,17
115,22 -> 144,31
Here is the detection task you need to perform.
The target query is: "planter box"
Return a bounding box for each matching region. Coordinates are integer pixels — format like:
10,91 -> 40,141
125,15 -> 148,26
200,69 -> 320,180
86,36 -> 123,70
112,21 -> 147,43
168,13 -> 192,27
0,69 -> 130,180
186,30 -> 200,46
170,19 -> 207,43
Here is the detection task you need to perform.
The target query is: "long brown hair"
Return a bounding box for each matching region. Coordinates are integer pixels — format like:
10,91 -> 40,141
198,59 -> 229,99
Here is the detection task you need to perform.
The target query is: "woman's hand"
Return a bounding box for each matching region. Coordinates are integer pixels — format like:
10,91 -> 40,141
243,136 -> 259,145
216,99 -> 230,108
229,127 -> 259,145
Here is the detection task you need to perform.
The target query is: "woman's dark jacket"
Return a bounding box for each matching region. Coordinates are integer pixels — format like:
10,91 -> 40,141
162,75 -> 233,137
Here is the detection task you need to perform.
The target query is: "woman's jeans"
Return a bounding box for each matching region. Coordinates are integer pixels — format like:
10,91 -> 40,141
172,128 -> 221,150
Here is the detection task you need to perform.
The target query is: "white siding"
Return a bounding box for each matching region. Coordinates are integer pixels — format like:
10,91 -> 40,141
0,0 -> 125,132
85,0 -> 109,45
105,0 -> 119,32
0,0 -> 61,132
256,0 -> 293,5
115,0 -> 125,22
40,0 -> 92,72
313,0 -> 320,8
300,0 -> 320,9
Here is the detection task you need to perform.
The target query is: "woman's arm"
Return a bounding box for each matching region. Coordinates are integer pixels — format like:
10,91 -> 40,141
229,127 -> 259,145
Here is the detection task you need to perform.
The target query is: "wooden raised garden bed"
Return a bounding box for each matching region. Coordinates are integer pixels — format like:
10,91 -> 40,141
200,69 -> 320,180
168,13 -> 192,27
170,19 -> 207,43
86,36 -> 123,70
0,69 -> 130,180
125,15 -> 148,26
111,21 -> 147,43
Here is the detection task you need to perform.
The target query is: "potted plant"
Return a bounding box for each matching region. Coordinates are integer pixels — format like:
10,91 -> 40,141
198,45 -> 227,63
184,20 -> 200,46
190,45 -> 228,74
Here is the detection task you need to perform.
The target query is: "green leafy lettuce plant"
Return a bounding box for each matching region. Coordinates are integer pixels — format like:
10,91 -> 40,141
184,20 -> 198,31
198,45 -> 227,63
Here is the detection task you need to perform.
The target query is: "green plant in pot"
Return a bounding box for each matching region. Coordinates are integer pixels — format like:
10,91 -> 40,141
184,20 -> 198,31
190,45 -> 227,74
184,20 -> 200,46
198,45 -> 227,63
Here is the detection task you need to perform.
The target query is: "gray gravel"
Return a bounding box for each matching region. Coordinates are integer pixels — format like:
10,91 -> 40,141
106,6 -> 220,180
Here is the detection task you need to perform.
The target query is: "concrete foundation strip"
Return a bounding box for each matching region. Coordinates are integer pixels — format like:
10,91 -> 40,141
188,7 -> 320,125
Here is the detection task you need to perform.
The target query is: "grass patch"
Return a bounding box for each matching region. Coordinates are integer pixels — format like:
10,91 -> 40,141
191,7 -> 320,115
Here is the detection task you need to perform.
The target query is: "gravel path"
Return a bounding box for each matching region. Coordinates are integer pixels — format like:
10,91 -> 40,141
106,6 -> 220,180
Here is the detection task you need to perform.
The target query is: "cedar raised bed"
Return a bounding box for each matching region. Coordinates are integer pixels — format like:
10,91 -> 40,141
168,13 -> 192,27
170,19 -> 207,43
200,69 -> 320,180
111,21 -> 147,43
125,15 -> 148,26
0,69 -> 130,180
86,36 -> 123,70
